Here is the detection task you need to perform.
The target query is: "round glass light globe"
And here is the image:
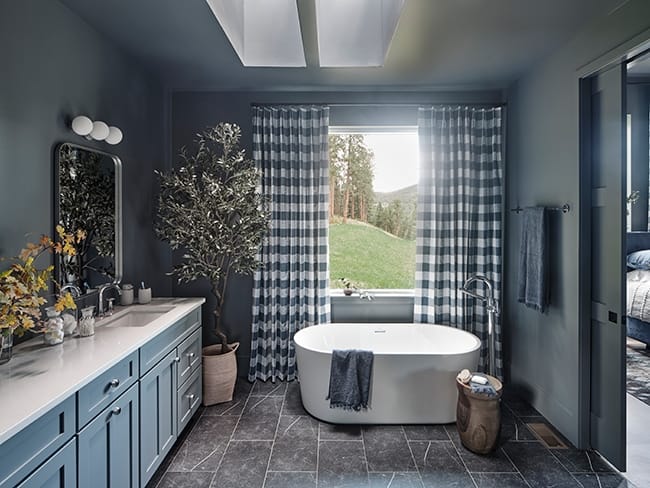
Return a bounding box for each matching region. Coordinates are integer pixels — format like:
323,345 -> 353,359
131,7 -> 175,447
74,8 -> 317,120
71,116 -> 93,136
90,121 -> 110,141
105,126 -> 123,145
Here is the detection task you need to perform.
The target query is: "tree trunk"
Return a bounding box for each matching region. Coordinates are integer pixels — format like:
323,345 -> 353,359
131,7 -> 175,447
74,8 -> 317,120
329,178 -> 336,219
211,275 -> 232,353
342,139 -> 352,223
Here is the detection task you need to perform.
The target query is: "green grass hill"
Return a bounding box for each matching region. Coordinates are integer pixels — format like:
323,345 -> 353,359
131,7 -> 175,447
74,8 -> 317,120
330,220 -> 415,289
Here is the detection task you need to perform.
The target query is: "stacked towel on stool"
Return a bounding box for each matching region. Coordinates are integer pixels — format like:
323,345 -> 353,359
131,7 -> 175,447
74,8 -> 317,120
327,349 -> 374,411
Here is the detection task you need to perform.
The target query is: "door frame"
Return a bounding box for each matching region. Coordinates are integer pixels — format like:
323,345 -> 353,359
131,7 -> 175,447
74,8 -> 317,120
578,31 -> 650,454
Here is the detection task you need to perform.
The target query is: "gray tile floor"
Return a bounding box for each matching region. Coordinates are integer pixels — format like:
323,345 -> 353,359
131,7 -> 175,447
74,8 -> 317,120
148,380 -> 635,488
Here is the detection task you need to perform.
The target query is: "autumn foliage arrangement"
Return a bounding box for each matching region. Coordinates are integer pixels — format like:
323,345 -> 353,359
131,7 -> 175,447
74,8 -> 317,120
0,225 -> 84,338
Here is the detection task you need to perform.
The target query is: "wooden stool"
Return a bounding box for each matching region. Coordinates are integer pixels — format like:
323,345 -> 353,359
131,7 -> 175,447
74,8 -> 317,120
456,375 -> 503,454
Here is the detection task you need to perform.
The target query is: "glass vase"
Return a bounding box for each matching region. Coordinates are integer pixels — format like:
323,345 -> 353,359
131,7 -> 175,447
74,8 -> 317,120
0,331 -> 13,365
78,306 -> 95,337
43,307 -> 64,346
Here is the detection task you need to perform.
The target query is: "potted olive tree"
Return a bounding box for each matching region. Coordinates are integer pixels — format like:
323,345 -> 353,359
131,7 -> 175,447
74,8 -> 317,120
156,123 -> 268,405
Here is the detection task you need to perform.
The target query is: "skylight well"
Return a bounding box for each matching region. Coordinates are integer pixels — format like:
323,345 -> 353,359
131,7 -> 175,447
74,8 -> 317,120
205,0 -> 405,68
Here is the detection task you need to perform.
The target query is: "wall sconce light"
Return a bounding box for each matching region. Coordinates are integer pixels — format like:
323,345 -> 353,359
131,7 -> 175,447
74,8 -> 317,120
71,115 -> 123,145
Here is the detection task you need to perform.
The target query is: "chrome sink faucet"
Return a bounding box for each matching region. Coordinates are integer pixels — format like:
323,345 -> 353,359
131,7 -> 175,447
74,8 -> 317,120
98,283 -> 122,317
60,283 -> 82,298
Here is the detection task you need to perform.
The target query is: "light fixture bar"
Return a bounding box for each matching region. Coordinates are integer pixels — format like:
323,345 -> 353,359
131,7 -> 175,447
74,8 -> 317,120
205,0 -> 306,67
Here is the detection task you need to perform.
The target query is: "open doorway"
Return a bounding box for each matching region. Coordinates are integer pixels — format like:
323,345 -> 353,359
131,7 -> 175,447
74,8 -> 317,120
624,49 -> 650,488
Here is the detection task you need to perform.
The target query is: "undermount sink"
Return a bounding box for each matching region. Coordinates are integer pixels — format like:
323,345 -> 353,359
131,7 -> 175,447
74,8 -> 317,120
101,307 -> 174,328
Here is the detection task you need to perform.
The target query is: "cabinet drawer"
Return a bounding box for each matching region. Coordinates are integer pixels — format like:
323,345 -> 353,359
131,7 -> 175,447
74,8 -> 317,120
0,396 -> 75,488
78,383 -> 139,488
15,437 -> 76,488
177,367 -> 202,434
140,308 -> 200,376
77,350 -> 138,428
177,328 -> 201,387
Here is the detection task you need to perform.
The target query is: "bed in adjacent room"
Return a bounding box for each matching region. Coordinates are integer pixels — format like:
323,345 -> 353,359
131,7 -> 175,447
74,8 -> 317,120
626,232 -> 650,346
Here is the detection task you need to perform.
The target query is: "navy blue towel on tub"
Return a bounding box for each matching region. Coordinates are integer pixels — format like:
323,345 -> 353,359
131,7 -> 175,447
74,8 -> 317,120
327,349 -> 374,411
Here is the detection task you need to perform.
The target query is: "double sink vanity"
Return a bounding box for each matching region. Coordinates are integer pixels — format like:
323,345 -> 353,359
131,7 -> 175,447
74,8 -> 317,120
0,298 -> 204,488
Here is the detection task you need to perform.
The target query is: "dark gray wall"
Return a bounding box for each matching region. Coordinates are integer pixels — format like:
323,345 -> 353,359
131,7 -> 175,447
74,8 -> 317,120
0,1 -> 170,301
504,0 -> 650,447
171,89 -> 504,374
628,83 -> 650,230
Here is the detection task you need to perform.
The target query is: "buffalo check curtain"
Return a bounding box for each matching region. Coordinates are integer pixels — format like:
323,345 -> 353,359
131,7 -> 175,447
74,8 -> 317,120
415,106 -> 504,378
249,105 -> 331,382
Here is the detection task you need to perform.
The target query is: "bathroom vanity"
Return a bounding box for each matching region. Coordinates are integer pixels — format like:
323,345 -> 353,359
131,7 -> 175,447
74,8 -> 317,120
0,297 -> 204,488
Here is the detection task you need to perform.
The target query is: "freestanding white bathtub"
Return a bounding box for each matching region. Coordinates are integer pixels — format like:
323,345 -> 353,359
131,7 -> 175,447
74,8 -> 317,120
294,323 -> 480,424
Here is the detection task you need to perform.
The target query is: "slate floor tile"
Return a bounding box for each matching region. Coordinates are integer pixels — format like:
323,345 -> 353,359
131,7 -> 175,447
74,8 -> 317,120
403,425 -> 450,441
318,440 -> 369,488
368,472 -> 424,488
231,414 -> 279,441
282,381 -> 307,415
250,380 -> 287,396
500,408 -> 537,442
156,471 -> 213,488
319,422 -> 362,440
264,471 -> 317,488
551,448 -> 615,473
473,473 -> 528,487
503,441 -> 581,488
409,441 -> 474,487
268,416 -> 318,471
211,440 -> 272,488
242,395 -> 284,416
572,472 -> 635,488
362,426 -> 417,472
168,416 -> 238,472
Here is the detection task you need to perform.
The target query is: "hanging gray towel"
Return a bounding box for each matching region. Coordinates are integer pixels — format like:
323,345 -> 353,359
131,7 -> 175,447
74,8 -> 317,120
517,207 -> 549,312
327,349 -> 373,411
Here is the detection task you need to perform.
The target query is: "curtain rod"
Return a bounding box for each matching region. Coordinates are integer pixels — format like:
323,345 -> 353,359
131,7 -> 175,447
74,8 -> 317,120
250,102 -> 507,108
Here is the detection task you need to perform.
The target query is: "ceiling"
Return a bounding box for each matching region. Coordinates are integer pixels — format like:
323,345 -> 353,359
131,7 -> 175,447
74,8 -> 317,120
59,0 -> 626,91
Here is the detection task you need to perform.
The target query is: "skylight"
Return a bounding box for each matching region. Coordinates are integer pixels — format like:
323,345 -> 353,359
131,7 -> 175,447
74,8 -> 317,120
316,0 -> 405,67
205,0 -> 405,68
205,0 -> 306,67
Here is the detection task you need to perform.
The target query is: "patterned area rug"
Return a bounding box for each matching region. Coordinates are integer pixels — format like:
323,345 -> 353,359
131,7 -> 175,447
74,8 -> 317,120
627,338 -> 650,407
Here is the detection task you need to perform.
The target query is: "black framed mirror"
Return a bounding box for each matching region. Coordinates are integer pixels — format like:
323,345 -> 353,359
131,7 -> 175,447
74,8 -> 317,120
54,142 -> 122,292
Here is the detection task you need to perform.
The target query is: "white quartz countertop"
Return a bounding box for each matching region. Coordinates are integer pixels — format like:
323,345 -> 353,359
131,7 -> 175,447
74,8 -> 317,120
0,297 -> 205,444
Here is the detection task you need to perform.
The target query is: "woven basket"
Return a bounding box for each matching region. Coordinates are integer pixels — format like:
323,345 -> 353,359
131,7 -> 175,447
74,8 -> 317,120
202,342 -> 239,406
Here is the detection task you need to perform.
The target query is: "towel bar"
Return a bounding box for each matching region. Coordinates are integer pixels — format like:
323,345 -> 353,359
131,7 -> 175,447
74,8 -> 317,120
510,204 -> 570,214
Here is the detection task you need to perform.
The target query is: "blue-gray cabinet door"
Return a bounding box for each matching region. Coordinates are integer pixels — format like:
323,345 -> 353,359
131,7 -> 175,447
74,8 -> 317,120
16,438 -> 76,488
140,349 -> 178,487
78,383 -> 139,488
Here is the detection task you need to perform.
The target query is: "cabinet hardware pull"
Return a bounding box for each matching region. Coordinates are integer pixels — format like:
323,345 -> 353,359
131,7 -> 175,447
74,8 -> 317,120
187,352 -> 195,358
112,406 -> 122,415
109,379 -> 120,388
174,357 -> 181,363
187,394 -> 195,401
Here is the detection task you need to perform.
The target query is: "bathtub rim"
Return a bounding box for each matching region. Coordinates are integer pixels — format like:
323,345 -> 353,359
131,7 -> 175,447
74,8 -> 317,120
294,322 -> 481,356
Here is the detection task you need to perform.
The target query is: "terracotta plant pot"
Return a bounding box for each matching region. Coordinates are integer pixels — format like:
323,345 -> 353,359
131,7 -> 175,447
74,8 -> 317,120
343,288 -> 354,296
202,342 -> 239,406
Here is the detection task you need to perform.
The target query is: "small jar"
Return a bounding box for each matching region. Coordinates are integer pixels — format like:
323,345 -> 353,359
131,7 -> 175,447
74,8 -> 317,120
61,312 -> 77,336
78,306 -> 96,337
43,307 -> 64,345
121,284 -> 134,306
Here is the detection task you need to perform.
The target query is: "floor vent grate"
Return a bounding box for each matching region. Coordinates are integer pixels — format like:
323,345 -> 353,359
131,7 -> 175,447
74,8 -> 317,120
526,422 -> 568,449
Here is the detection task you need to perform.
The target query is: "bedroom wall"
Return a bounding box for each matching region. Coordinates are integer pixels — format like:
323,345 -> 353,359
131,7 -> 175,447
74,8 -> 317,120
0,1 -> 171,300
171,89 -> 505,375
505,0 -> 650,447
